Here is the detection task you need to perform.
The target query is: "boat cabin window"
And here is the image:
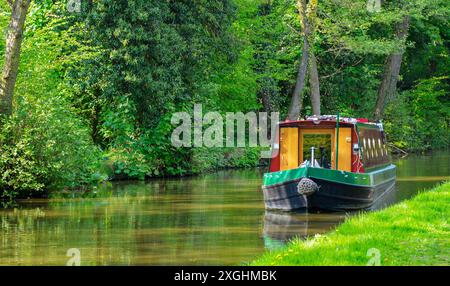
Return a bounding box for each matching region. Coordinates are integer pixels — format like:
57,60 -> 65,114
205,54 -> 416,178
302,134 -> 332,169
358,126 -> 390,169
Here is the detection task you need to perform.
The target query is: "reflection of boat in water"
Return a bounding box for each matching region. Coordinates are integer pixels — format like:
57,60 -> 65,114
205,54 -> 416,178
263,211 -> 309,250
367,181 -> 397,210
263,211 -> 351,250
262,116 -> 397,212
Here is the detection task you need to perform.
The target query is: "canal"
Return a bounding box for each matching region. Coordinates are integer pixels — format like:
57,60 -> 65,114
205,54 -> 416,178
0,151 -> 448,265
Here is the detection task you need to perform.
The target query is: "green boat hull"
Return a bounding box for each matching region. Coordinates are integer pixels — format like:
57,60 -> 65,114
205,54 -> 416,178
262,165 -> 397,211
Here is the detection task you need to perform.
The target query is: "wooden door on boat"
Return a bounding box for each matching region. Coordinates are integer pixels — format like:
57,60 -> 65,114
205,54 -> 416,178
280,127 -> 299,171
336,128 -> 352,172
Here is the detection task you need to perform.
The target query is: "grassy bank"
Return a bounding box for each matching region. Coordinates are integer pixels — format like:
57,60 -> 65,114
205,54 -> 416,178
252,182 -> 450,266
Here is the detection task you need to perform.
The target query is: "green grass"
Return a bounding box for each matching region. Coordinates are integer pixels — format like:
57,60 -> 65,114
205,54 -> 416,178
251,182 -> 450,266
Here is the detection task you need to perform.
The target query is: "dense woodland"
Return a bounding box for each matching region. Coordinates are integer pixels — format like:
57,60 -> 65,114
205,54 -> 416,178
0,0 -> 448,200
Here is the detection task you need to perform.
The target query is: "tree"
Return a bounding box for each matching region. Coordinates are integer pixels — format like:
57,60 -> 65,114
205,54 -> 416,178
76,0 -> 236,135
308,0 -> 320,116
0,0 -> 31,119
373,15 -> 410,120
287,0 -> 311,120
372,0 -> 446,120
309,52 -> 321,115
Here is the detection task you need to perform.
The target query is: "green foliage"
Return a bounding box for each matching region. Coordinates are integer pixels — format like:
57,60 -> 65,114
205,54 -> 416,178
0,2 -> 104,201
385,77 -> 449,151
62,0 -> 257,180
73,0 -> 237,128
191,147 -> 262,173
246,0 -> 301,114
0,96 -> 104,200
1,0 -> 449,200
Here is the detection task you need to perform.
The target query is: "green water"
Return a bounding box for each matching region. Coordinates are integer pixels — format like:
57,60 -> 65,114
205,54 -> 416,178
0,151 -> 448,265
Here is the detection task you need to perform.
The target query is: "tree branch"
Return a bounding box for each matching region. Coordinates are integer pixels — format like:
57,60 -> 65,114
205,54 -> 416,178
321,58 -> 364,79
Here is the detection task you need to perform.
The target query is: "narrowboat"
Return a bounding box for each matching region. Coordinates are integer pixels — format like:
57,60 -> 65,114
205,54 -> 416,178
262,115 -> 396,211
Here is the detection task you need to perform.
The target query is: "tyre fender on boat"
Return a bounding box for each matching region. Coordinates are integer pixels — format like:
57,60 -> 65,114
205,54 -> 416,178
297,178 -> 319,196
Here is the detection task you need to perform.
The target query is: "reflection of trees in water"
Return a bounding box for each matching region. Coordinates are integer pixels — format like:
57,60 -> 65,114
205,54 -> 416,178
0,175 -> 264,265
0,151 -> 445,265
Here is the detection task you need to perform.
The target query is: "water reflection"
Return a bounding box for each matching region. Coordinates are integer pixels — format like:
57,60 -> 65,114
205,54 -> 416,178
263,211 -> 309,250
0,150 -> 448,265
263,211 -> 350,250
368,181 -> 397,211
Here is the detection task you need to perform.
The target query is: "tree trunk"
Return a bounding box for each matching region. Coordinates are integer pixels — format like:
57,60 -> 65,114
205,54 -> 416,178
373,16 -> 410,121
287,0 -> 310,121
261,88 -> 272,113
309,51 -> 321,116
0,0 -> 31,118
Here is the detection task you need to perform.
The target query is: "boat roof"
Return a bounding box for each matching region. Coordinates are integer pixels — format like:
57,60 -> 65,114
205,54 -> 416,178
279,115 -> 381,128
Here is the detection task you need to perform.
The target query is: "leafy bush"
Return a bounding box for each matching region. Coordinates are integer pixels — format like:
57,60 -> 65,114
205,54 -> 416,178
190,147 -> 262,174
385,76 -> 449,151
0,96 -> 104,200
104,111 -> 263,179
